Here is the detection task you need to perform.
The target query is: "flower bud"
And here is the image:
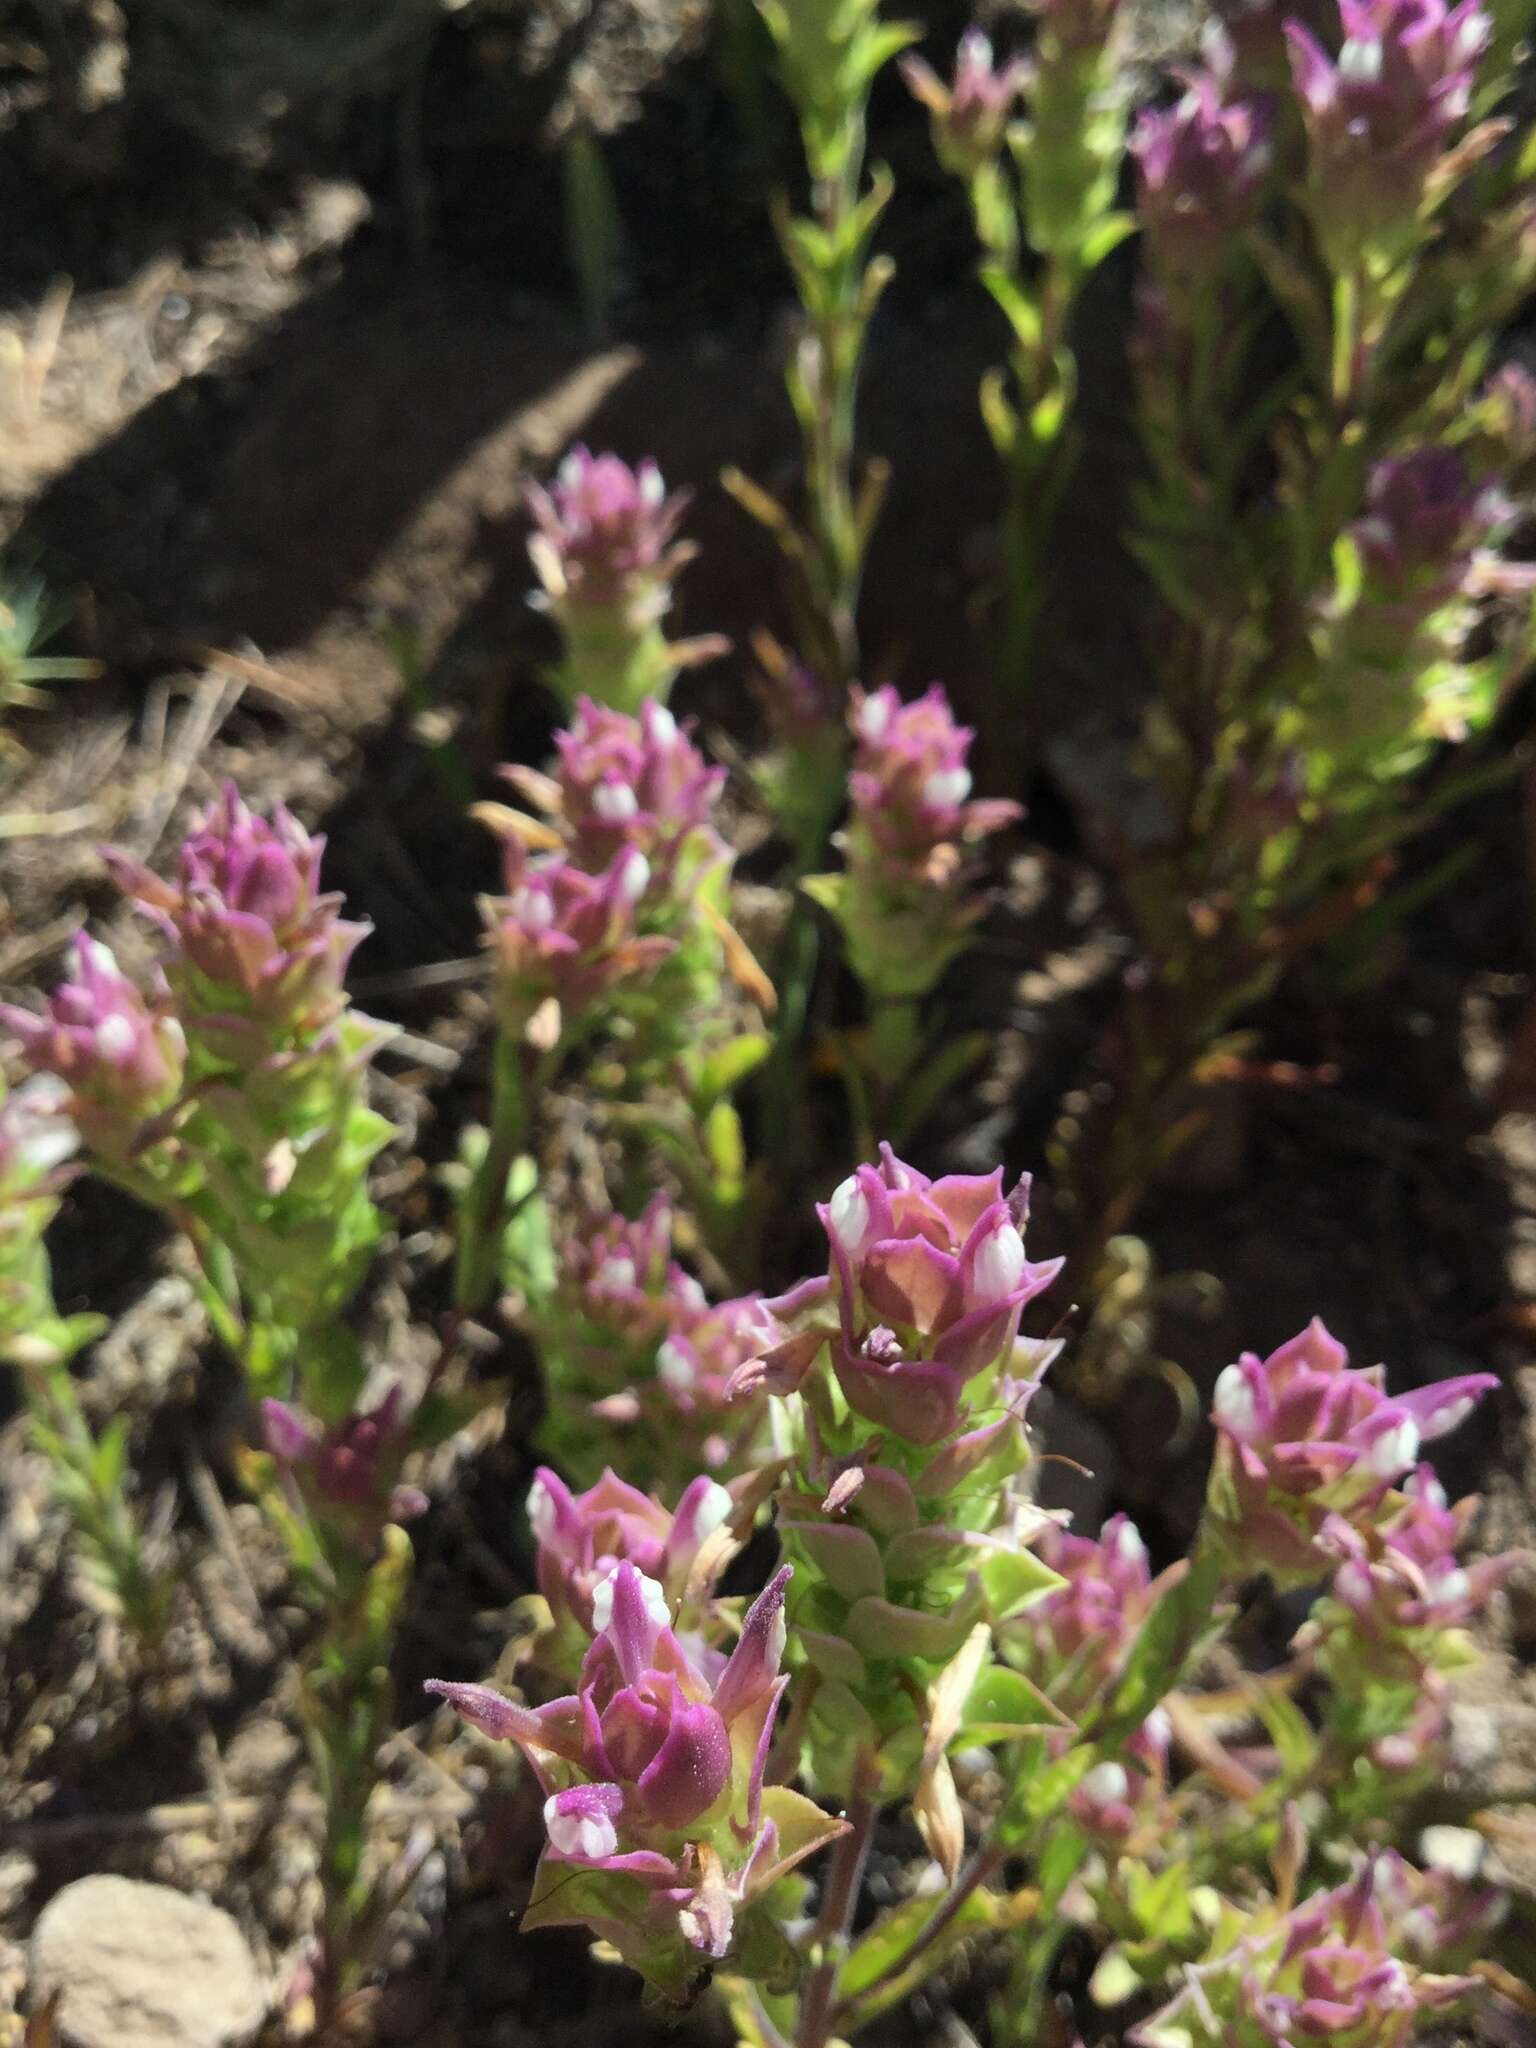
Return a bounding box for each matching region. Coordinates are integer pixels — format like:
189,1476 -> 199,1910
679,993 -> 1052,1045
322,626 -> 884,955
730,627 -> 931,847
1285,0 -> 1490,265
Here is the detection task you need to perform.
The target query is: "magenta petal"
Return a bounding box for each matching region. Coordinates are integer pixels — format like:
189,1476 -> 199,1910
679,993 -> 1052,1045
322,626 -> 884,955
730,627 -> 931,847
425,1678 -> 559,1753
924,1170 -> 1005,1238
1392,1374 -> 1497,1439
601,1559 -> 666,1684
637,1700 -> 731,1827
832,1345 -> 965,1446
860,1235 -> 961,1333
260,1398 -> 320,1465
713,1563 -> 792,1723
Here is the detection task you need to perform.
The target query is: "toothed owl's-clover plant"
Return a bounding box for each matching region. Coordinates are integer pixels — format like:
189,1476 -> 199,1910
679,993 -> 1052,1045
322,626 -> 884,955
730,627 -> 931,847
7,0 -> 1535,2027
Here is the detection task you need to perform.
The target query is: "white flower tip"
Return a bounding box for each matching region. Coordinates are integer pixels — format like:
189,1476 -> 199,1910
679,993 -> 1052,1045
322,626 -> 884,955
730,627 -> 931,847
1142,1706 -> 1173,1753
1111,1519 -> 1147,1566
557,452 -> 585,489
1081,1761 -> 1129,1805
543,1794 -> 618,1861
597,1254 -> 638,1292
511,885 -> 555,931
694,1480 -> 733,1541
592,1565 -> 670,1636
94,1014 -> 137,1062
1428,1393 -> 1474,1438
639,465 -> 666,507
1366,1416 -> 1421,1478
767,1602 -> 787,1672
617,850 -> 651,903
972,1221 -> 1026,1302
923,766 -> 972,809
1338,34 -> 1384,81
527,1476 -> 555,1545
1420,1824 -> 1485,1882
1427,1565 -> 1470,1606
77,934 -> 122,978
593,781 -> 639,823
1212,1363 -> 1257,1435
656,1338 -> 695,1392
647,704 -> 678,745
828,1174 -> 871,1255
857,694 -> 892,742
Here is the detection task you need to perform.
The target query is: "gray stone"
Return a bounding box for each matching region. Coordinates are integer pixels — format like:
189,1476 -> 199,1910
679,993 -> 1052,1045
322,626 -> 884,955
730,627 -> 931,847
29,1876 -> 266,2048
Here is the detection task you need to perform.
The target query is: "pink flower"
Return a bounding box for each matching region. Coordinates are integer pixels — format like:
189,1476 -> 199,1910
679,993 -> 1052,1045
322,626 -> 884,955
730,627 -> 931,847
261,1382 -> 428,1542
105,785 -> 368,1037
1206,1318 -> 1495,1580
1131,70 -> 1272,283
1014,1514 -> 1157,1708
848,685 -> 1020,882
901,29 -> 1030,177
513,696 -> 727,885
529,1465 -> 737,1639
1351,449 -> 1506,599
0,936 -> 185,1158
558,1194 -> 678,1343
650,1292 -> 775,1437
1331,1465 -> 1519,1640
525,448 -> 691,611
1069,1757 -> 1155,1844
1134,1854 -> 1481,2048
486,842 -> 674,1033
783,1146 -> 1061,1445
426,1562 -> 818,1969
1285,0 -> 1490,258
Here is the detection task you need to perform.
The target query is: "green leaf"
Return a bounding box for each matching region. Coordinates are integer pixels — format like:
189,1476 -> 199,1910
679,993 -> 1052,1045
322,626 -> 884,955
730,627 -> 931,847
979,1543 -> 1064,1623
979,367 -> 1018,455
980,265 -> 1041,348
1079,211 -> 1136,270
755,1785 -> 848,1887
959,1663 -> 1067,1744
91,1416 -> 129,1495
1099,1547 -> 1226,1741
1248,1681 -> 1317,1778
694,1033 -> 772,1113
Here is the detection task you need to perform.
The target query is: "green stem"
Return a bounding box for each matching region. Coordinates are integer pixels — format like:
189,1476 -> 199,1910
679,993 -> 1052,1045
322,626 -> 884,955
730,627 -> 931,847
454,1032 -> 531,1312
796,1788 -> 877,2048
1331,267 -> 1360,417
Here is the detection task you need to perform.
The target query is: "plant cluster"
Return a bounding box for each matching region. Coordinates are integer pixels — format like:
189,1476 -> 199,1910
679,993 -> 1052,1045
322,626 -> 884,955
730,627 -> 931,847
3,0 -> 1535,2042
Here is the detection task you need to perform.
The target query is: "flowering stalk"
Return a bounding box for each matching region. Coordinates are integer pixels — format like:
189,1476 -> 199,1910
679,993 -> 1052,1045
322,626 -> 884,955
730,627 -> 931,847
804,684 -> 1018,1144
733,1149 -> 1064,1808
525,447 -> 726,713
731,0 -> 913,693
2,788 -> 398,1405
532,1192 -> 774,1490
462,693 -> 772,1301
1133,1852 -> 1484,2048
1055,0 -> 1536,1297
727,0 -> 917,1186
247,1376 -> 471,2027
428,1560 -> 844,2001
903,7 -> 1132,718
454,823 -> 673,1312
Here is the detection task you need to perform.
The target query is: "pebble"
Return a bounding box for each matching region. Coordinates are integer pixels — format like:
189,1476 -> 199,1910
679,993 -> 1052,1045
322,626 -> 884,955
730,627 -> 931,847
28,1876 -> 266,2048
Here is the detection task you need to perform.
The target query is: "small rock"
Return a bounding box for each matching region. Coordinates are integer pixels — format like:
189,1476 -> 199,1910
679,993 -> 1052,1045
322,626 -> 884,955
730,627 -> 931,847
28,1876 -> 266,2048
